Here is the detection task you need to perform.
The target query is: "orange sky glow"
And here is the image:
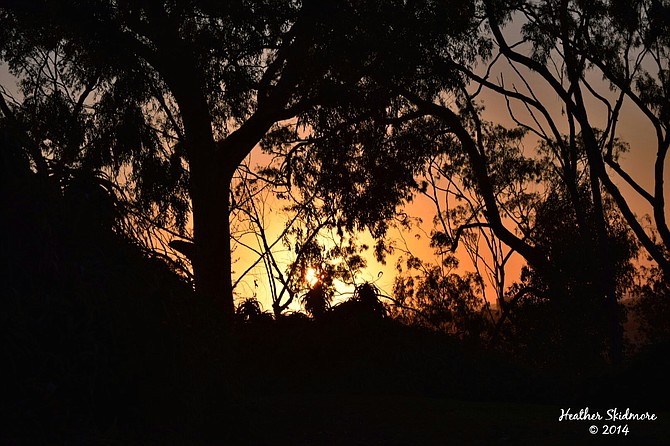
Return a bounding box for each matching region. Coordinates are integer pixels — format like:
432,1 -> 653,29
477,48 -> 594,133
231,47 -> 668,312
1,15 -> 667,315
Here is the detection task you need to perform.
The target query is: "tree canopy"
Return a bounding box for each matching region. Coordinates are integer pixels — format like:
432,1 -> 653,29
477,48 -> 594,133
0,0 -> 485,321
1,0 -> 667,358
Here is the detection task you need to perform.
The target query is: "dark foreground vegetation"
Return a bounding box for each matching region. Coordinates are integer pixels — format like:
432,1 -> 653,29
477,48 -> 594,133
3,155 -> 670,445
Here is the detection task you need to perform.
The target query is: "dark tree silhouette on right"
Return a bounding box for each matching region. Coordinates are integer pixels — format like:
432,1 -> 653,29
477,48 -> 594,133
498,182 -> 639,368
480,0 -> 670,362
341,0 -> 670,363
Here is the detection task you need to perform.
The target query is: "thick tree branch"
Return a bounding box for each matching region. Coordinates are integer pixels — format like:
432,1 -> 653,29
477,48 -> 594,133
402,90 -> 546,270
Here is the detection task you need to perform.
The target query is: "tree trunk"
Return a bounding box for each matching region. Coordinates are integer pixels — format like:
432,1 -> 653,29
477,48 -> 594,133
189,164 -> 236,321
165,69 -> 237,321
163,51 -> 288,321
180,115 -> 278,323
572,92 -> 624,365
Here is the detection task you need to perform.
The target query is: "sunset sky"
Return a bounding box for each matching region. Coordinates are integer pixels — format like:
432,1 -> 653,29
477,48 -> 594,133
230,48 -> 668,309
1,18 -> 666,312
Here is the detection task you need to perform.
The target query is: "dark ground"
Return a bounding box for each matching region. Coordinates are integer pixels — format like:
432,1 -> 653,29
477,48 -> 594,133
41,393 -> 670,445
243,393 -> 670,446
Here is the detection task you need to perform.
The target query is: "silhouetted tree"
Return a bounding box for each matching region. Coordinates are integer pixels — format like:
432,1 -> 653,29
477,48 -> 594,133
231,160 -> 369,318
235,298 -> 273,323
450,0 -> 670,361
301,281 -> 332,320
331,282 -> 388,322
498,183 -> 639,366
334,0 -> 666,362
479,0 -> 670,279
422,120 -> 543,311
630,254 -> 670,345
393,255 -> 489,339
0,0 -> 482,323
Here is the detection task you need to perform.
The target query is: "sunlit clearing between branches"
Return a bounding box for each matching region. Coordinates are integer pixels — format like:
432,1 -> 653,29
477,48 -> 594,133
305,267 -> 319,287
